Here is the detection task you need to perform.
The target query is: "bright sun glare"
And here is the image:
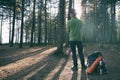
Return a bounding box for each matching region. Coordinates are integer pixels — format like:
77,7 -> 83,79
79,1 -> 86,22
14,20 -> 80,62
74,0 -> 82,19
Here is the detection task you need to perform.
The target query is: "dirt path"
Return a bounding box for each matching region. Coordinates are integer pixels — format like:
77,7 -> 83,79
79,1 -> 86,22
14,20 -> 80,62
0,44 -> 120,80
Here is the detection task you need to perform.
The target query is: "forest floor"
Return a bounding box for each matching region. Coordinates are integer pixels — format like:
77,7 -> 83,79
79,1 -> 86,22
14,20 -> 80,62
0,43 -> 120,80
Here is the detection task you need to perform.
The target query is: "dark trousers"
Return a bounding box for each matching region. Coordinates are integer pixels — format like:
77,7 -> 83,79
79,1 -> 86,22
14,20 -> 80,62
70,41 -> 85,67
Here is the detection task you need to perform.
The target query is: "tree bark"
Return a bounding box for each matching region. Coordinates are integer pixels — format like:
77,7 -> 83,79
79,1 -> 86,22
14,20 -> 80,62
0,9 -> 3,44
10,0 -> 16,47
19,0 -> 25,48
30,0 -> 36,47
54,0 -> 65,55
44,0 -> 47,45
110,2 -> 117,43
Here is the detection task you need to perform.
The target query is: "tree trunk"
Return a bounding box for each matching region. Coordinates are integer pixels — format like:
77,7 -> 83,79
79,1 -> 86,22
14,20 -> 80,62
19,0 -> 25,48
30,0 -> 36,47
110,2 -> 117,43
0,8 -> 3,44
54,0 -> 65,55
65,0 -> 73,47
9,10 -> 12,44
44,0 -> 47,45
38,10 -> 42,45
68,0 -> 73,20
10,0 -> 16,47
98,0 -> 108,48
38,0 -> 44,45
48,2 -> 52,44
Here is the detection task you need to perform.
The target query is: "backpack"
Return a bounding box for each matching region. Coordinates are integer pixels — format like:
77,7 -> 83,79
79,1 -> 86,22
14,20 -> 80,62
87,51 -> 108,75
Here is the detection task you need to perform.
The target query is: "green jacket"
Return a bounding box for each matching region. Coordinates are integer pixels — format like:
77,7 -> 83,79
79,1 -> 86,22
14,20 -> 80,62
67,17 -> 82,41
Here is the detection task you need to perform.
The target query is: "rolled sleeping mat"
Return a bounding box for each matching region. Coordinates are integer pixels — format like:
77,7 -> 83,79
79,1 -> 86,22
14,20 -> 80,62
86,56 -> 102,74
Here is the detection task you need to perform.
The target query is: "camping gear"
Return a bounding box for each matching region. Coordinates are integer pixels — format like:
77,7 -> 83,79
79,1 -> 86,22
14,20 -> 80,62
86,51 -> 108,75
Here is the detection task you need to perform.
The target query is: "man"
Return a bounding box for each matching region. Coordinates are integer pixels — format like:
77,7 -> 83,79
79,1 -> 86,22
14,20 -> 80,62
67,9 -> 86,71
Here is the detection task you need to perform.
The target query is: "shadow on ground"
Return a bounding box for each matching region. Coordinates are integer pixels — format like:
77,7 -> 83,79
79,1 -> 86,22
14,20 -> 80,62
0,44 -> 120,80
3,48 -> 70,80
0,46 -> 51,66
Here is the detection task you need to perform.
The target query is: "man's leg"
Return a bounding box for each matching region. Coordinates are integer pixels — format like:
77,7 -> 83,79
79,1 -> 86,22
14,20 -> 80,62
70,41 -> 78,69
77,41 -> 86,68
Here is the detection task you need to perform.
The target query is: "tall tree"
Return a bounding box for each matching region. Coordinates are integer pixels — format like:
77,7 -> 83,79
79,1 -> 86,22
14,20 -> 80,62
65,0 -> 73,47
10,0 -> 16,46
68,0 -> 73,20
37,0 -> 43,45
30,0 -> 36,47
44,0 -> 47,45
19,0 -> 25,48
110,0 -> 117,43
54,0 -> 65,54
9,10 -> 12,44
97,0 -> 108,47
0,8 -> 3,44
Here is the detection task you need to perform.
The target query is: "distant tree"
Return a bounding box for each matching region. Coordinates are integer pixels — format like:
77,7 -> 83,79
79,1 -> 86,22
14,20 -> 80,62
24,18 -> 32,43
109,0 -> 117,43
65,0 -> 73,47
81,0 -> 87,5
30,0 -> 36,47
10,0 -> 16,46
68,0 -> 73,20
0,8 -> 3,45
37,0 -> 43,45
19,0 -> 25,48
44,0 -> 47,45
9,10 -> 12,44
81,0 -> 119,44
